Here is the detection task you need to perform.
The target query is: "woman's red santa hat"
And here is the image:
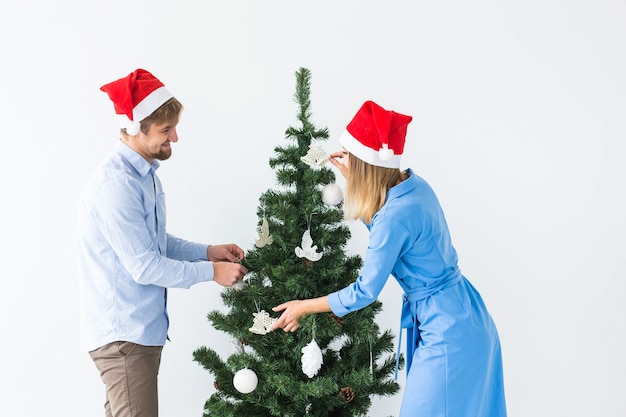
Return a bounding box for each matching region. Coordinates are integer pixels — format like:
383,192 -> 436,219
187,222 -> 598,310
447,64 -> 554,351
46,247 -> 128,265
340,100 -> 413,169
100,69 -> 173,135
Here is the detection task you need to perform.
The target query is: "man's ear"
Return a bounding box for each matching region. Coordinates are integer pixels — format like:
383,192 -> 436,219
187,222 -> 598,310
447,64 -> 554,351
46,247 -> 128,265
120,129 -> 140,142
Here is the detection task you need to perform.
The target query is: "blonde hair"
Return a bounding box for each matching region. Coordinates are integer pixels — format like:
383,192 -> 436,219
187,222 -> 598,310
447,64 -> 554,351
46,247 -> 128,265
343,154 -> 408,223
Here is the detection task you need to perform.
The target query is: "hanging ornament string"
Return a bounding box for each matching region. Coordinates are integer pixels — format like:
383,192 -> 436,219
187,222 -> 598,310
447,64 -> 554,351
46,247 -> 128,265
369,339 -> 374,376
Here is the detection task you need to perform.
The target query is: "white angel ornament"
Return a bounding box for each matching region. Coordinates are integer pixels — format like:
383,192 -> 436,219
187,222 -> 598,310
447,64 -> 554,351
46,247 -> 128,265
300,145 -> 330,168
255,217 -> 273,248
295,229 -> 323,262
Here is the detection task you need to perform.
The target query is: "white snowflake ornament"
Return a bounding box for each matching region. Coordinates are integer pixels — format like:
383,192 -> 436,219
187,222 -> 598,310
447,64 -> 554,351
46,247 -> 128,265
295,229 -> 323,262
248,310 -> 278,335
301,145 -> 330,168
255,217 -> 273,248
301,338 -> 323,378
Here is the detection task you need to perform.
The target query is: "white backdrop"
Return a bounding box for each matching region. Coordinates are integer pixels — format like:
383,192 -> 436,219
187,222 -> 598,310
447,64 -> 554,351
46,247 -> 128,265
1,1 -> 624,416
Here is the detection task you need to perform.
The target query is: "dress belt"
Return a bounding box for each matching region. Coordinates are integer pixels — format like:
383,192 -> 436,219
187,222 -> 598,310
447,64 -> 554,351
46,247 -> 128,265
394,270 -> 462,380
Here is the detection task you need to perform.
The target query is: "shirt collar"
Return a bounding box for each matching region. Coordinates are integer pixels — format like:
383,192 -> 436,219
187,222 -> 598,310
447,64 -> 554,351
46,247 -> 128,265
364,168 -> 419,229
386,168 -> 418,202
115,140 -> 160,177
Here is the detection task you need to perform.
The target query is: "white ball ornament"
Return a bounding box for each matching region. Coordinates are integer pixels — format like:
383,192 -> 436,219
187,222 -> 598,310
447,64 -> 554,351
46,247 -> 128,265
233,368 -> 258,394
321,183 -> 343,206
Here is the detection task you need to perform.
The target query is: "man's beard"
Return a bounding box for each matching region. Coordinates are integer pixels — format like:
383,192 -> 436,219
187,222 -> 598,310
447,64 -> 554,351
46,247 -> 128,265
155,148 -> 172,161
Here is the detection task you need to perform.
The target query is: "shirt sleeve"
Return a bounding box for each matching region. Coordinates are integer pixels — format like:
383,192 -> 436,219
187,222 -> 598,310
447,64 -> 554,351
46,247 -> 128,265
92,177 -> 214,288
166,233 -> 209,262
327,215 -> 410,317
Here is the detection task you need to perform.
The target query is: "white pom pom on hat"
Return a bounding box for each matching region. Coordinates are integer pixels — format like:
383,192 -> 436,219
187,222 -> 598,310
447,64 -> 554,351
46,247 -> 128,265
339,100 -> 413,169
126,121 -> 141,136
100,68 -> 173,135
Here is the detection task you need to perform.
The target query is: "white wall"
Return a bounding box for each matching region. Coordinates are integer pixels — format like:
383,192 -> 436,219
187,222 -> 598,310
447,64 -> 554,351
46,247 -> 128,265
1,1 -> 624,416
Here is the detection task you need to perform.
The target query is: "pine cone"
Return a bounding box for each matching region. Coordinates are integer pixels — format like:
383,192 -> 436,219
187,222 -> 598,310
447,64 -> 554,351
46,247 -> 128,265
329,313 -> 343,326
213,380 -> 220,390
339,386 -> 355,403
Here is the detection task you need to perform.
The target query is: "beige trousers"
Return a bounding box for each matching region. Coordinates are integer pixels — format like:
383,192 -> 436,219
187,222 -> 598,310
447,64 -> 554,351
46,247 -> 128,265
89,342 -> 163,417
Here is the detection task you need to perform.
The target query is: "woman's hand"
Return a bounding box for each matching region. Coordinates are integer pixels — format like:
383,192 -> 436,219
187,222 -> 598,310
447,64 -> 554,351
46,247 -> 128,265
271,296 -> 331,332
271,300 -> 309,332
329,150 -> 349,179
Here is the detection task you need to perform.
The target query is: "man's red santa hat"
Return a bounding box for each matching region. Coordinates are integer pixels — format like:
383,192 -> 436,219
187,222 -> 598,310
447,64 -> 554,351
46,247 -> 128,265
340,100 -> 413,169
100,69 -> 173,135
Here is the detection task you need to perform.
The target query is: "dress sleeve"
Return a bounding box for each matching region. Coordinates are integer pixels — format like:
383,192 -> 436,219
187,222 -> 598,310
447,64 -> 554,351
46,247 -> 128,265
92,177 -> 214,288
327,215 -> 410,316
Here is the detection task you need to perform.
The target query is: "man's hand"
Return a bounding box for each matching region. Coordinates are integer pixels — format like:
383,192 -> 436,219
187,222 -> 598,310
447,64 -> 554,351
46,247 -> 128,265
207,243 -> 245,263
212,261 -> 248,287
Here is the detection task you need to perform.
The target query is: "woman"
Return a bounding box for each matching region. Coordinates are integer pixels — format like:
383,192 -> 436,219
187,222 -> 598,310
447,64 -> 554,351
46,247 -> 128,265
271,100 -> 507,416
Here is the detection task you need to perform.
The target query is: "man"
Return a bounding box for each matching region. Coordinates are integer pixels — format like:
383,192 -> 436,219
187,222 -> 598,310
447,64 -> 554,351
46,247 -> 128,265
77,68 -> 248,417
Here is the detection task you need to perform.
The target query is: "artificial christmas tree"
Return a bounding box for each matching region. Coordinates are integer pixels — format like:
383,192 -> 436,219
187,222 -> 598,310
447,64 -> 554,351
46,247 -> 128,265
193,67 -> 403,417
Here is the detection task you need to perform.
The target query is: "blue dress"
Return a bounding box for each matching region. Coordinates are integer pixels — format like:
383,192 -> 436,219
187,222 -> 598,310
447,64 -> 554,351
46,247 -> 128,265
327,169 -> 507,417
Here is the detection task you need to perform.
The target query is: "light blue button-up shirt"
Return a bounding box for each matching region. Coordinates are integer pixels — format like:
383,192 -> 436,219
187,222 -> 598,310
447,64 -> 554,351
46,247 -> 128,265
77,141 -> 214,352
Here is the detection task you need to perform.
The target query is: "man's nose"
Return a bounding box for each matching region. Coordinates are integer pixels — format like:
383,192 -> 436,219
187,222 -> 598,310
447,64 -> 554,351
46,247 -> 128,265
169,128 -> 179,142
